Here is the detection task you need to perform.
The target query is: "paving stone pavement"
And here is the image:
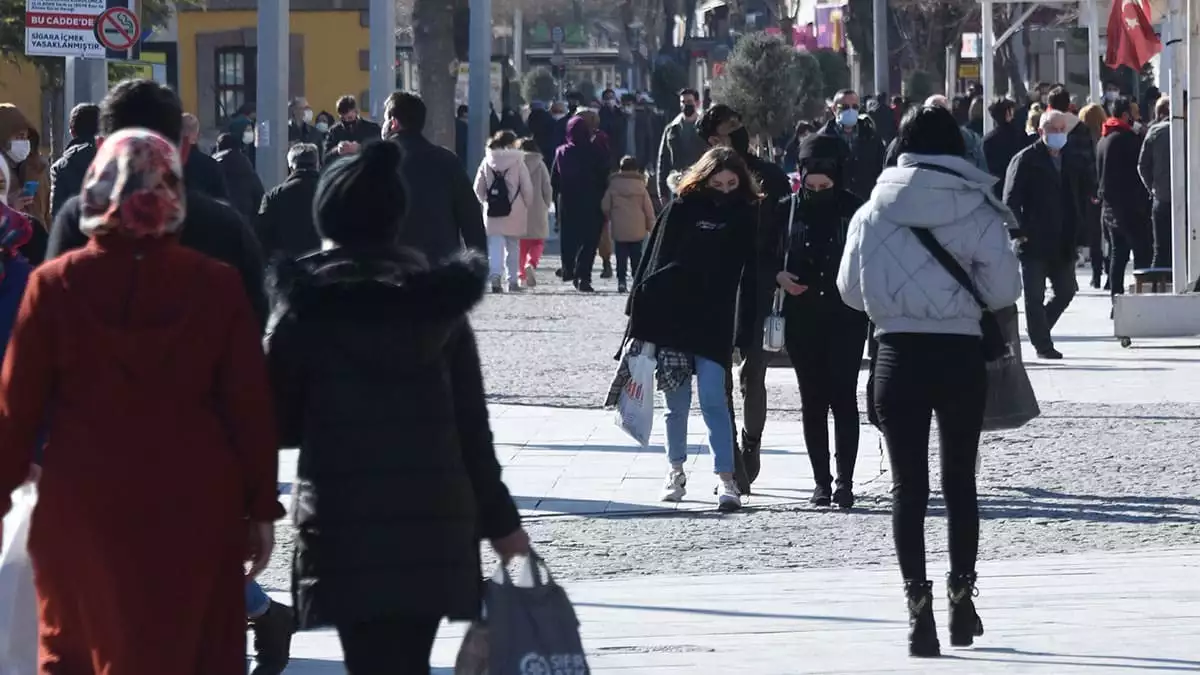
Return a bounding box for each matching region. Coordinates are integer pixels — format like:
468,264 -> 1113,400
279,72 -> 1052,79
254,272 -> 1200,671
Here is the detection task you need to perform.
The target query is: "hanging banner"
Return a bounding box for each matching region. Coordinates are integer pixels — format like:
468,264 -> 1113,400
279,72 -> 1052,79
814,2 -> 848,52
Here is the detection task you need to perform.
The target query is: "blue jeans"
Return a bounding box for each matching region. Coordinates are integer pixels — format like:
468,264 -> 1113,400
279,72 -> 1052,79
246,580 -> 271,617
663,355 -> 736,474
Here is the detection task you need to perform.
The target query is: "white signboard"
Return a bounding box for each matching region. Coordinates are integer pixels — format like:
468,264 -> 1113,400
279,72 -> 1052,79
25,0 -> 139,59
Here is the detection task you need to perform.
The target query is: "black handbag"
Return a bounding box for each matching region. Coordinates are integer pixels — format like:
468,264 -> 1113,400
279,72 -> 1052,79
909,228 -> 1011,362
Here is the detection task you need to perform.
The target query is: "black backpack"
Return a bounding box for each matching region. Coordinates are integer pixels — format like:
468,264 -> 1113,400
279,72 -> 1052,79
486,167 -> 518,218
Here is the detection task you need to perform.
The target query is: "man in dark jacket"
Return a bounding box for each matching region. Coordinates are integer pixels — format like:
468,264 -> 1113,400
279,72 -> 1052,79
48,103 -> 99,219
698,105 -> 791,493
867,93 -> 897,144
321,95 -> 382,164
1138,95 -> 1172,268
213,133 -> 265,223
983,98 -> 1030,199
454,104 -> 470,169
286,97 -> 323,149
256,143 -> 322,262
655,88 -> 704,201
1097,96 -> 1153,298
1004,109 -> 1090,360
1047,85 -> 1095,180
821,89 -> 886,199
181,113 -> 229,201
382,91 -> 487,262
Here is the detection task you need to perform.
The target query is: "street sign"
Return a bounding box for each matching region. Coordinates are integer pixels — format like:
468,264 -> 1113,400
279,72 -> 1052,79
551,25 -> 565,44
958,62 -> 980,80
95,6 -> 138,51
25,0 -> 141,60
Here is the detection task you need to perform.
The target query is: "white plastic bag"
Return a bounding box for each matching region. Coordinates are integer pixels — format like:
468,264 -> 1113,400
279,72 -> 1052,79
614,343 -> 656,447
0,485 -> 38,675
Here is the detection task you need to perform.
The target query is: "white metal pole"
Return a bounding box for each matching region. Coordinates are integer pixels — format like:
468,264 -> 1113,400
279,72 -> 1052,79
1087,0 -> 1102,103
981,0 -> 995,134
872,0 -> 887,94
369,0 -> 396,121
1188,0 -> 1200,284
1166,3 -> 1188,291
513,9 -> 524,78
256,1 -> 289,189
467,0 -> 493,174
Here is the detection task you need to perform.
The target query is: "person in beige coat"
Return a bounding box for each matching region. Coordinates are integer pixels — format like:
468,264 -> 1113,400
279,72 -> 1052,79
515,137 -> 553,287
600,156 -> 656,292
473,131 -> 534,292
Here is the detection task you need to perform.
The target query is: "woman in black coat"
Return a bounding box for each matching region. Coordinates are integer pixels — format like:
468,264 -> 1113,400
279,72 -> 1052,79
774,135 -> 867,509
266,141 -> 529,673
625,146 -> 760,512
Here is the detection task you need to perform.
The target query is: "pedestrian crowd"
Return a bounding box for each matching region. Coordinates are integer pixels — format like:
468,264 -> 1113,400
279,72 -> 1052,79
0,72 -> 1172,671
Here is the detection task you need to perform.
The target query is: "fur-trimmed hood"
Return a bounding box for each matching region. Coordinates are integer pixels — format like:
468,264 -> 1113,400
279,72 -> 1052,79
267,246 -> 487,371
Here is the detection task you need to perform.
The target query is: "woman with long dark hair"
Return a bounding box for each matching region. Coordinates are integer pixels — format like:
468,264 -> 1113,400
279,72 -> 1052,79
838,106 -> 1022,657
774,134 -> 867,509
620,146 -> 761,511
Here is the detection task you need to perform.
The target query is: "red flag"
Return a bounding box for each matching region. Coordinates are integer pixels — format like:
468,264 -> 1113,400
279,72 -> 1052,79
1105,0 -> 1163,71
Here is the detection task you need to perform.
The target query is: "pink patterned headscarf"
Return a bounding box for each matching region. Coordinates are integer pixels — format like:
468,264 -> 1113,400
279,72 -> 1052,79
80,128 -> 185,238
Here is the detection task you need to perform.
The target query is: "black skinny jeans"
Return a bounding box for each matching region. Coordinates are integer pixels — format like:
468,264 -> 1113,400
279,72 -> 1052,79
336,615 -> 442,674
1109,224 -> 1154,296
873,333 -> 986,582
614,240 -> 643,282
785,303 -> 868,489
1152,198 -> 1173,269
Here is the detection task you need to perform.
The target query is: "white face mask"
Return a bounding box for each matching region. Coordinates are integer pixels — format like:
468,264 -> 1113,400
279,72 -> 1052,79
303,109 -> 314,123
316,122 -> 330,133
7,139 -> 31,163
551,113 -> 566,121
242,131 -> 255,145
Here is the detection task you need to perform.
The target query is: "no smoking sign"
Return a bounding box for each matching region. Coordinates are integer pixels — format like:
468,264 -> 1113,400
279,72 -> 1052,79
94,7 -> 139,52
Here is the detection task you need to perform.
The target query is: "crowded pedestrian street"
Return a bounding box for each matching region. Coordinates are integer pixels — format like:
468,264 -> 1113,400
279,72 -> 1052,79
256,266 -> 1200,672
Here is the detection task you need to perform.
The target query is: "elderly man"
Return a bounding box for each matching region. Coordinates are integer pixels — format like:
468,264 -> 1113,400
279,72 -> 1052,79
287,97 -> 322,148
819,89 -> 886,198
256,143 -> 321,262
181,112 -> 229,201
1004,109 -> 1091,359
1138,95 -> 1173,268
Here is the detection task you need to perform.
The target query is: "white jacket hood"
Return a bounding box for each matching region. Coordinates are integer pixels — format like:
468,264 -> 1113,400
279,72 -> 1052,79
873,154 -> 1011,229
485,148 -> 527,172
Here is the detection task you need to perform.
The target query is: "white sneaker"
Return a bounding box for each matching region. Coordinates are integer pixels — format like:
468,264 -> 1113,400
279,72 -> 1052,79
490,277 -> 503,294
524,264 -> 537,288
717,479 -> 742,512
661,469 -> 687,502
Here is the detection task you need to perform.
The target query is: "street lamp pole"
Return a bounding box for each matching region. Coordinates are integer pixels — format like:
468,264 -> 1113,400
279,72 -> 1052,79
467,0 -> 493,174
369,0 -> 396,120
256,1 -> 289,189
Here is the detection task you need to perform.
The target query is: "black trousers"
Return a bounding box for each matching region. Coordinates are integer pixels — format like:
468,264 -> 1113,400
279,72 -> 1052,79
736,343 -> 770,444
873,333 -> 986,582
573,219 -> 605,284
559,218 -> 578,280
786,306 -> 868,489
1020,257 -> 1077,353
336,615 -> 441,674
614,240 -> 643,282
1109,224 -> 1154,296
1152,198 -> 1173,269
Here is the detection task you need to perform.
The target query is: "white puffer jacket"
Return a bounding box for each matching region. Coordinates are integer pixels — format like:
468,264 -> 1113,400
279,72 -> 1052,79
837,153 -> 1023,337
473,148 -> 534,237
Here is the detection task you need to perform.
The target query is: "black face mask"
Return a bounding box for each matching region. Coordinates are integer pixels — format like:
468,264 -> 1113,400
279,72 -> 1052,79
709,187 -> 737,206
682,103 -> 697,117
729,127 -> 751,155
804,186 -> 835,202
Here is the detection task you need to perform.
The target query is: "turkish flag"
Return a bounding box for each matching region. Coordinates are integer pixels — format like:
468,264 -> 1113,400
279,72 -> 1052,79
1105,0 -> 1163,71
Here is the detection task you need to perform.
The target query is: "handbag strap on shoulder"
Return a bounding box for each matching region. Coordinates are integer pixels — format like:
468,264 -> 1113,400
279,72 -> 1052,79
908,227 -> 989,312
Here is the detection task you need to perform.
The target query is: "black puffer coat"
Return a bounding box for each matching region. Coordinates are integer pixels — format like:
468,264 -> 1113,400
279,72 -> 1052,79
266,247 -> 520,628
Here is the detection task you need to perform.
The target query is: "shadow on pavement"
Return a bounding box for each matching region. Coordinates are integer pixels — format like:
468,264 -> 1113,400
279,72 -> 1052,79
968,647 -> 1200,671
572,601 -> 899,625
281,660 -> 452,674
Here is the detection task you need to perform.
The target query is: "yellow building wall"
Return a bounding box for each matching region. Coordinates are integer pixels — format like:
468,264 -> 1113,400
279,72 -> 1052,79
0,59 -> 46,146
177,10 -> 370,121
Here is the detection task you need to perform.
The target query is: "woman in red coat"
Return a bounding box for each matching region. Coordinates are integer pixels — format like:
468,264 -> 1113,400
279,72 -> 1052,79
0,128 -> 281,674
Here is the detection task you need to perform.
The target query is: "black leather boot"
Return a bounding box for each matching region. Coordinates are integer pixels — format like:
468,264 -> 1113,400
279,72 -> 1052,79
947,572 -> 985,647
250,600 -> 295,675
905,580 -> 941,658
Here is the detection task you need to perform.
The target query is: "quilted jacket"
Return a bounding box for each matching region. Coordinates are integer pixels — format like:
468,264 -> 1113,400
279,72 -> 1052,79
837,153 -> 1023,337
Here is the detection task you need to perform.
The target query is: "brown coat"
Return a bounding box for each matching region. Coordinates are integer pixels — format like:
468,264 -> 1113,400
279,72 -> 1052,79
601,171 -> 655,243
0,236 -> 281,673
0,104 -> 50,225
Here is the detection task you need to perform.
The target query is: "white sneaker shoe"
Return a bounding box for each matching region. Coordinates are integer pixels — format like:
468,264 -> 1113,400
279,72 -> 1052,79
717,478 -> 742,512
524,264 -> 537,288
661,469 -> 687,502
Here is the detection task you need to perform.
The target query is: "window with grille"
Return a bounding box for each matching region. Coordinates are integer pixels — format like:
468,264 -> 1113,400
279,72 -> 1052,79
215,47 -> 257,126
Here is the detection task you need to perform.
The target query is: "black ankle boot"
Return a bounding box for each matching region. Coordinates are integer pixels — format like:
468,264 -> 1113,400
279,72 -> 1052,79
905,580 -> 941,658
947,572 -> 985,647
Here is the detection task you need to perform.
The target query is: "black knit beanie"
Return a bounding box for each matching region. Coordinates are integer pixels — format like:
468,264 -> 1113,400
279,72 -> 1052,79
313,140 -> 406,246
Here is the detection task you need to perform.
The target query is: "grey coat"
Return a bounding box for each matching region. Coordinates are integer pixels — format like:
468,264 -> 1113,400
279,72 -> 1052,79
655,114 -> 704,201
1138,120 -> 1171,202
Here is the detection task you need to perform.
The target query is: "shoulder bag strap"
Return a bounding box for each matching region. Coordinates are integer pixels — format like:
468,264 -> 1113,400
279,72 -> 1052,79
771,193 -> 799,315
909,227 -> 988,312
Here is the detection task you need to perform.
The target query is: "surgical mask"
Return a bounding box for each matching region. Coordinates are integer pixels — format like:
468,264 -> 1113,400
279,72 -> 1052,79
7,139 -> 30,163
242,131 -> 255,145
1104,91 -> 1118,102
316,122 -> 330,133
623,106 -> 634,115
1133,121 -> 1145,134
551,113 -> 566,121
1044,132 -> 1068,150
303,109 -> 314,123
837,109 -> 859,127
729,127 -> 751,155
682,103 -> 696,117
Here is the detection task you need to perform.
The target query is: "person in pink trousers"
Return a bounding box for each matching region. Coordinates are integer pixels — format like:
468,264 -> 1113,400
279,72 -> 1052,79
473,130 -> 534,292
516,137 -> 553,287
